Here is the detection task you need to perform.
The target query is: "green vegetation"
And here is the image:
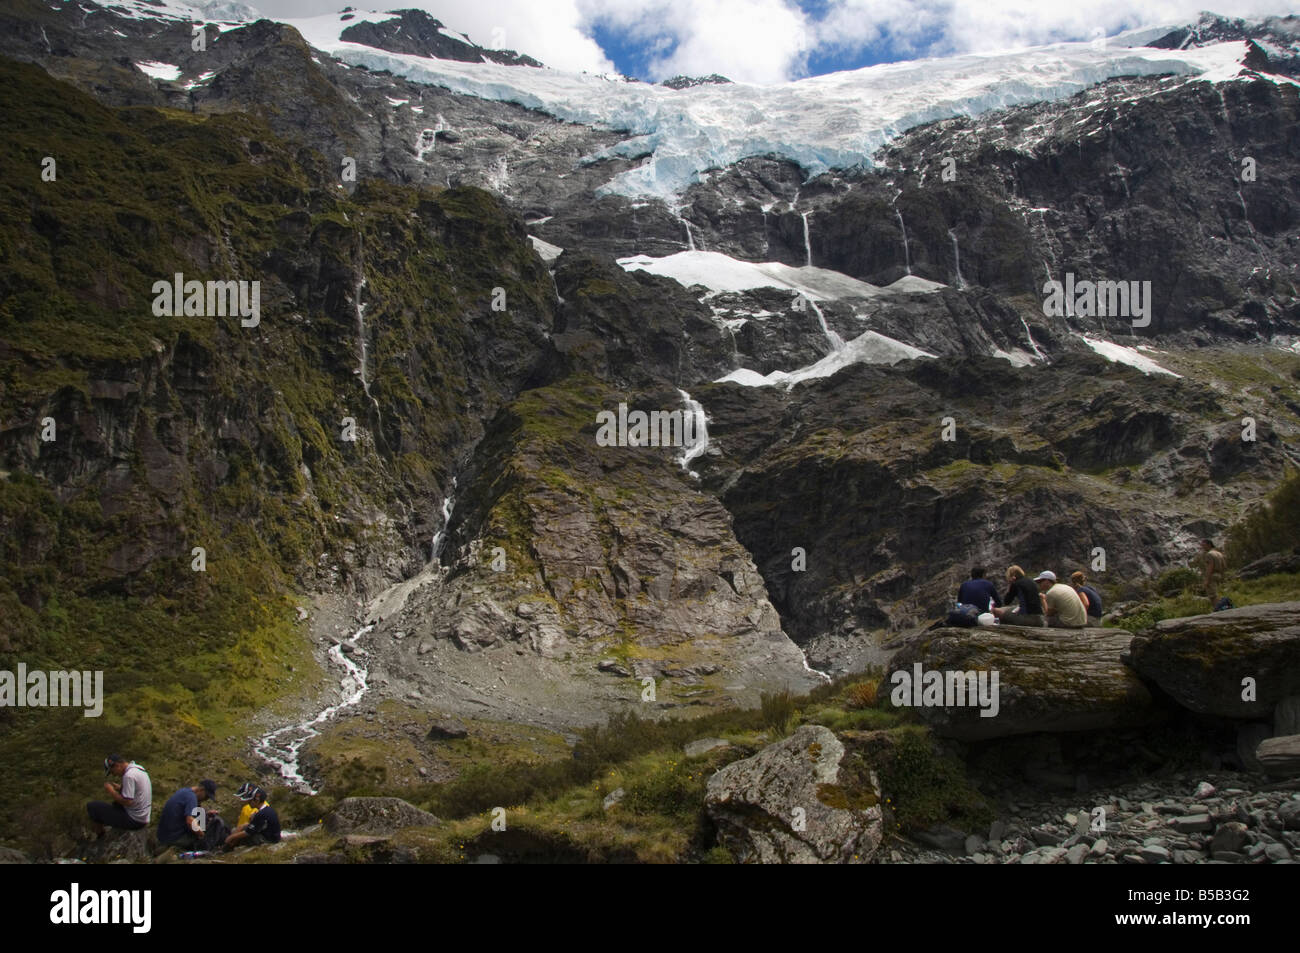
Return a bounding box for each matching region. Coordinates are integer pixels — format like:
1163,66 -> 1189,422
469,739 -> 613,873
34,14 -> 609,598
1227,469 -> 1300,566
227,676 -> 994,863
0,58 -> 556,851
874,726 -> 993,834
1112,570 -> 1300,632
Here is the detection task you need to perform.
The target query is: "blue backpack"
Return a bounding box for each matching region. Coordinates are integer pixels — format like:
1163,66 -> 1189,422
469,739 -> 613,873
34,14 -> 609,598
946,603 -> 981,627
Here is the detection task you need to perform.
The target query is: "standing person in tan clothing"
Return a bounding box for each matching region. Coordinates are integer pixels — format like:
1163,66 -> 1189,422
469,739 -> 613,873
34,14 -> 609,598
1199,539 -> 1227,603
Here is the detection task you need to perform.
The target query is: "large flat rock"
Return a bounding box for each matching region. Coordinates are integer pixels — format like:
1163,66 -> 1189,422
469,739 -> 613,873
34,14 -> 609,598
884,626 -> 1160,740
1124,602 -> 1300,718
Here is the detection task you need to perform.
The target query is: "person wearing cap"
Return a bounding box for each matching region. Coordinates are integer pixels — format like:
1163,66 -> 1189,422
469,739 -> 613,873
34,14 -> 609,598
991,565 -> 1044,626
157,779 -> 218,850
86,755 -> 152,837
1035,571 -> 1088,628
225,786 -> 281,849
233,782 -> 271,829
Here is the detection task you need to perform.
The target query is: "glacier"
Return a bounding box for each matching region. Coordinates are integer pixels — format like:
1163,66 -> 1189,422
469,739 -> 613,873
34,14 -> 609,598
84,3 -> 1269,204
270,9 -> 1249,202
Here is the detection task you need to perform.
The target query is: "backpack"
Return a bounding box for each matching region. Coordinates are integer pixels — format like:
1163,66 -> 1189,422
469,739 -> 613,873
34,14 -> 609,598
1213,597 -> 1234,612
946,603 -> 980,628
202,813 -> 231,851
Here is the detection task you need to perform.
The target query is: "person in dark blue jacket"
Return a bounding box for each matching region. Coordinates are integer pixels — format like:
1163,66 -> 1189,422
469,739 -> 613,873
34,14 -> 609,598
1071,571 -> 1104,626
957,567 -> 1001,614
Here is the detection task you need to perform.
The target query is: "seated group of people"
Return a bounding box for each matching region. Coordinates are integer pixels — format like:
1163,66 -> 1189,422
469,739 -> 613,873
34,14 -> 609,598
87,755 -> 281,853
957,565 -> 1102,629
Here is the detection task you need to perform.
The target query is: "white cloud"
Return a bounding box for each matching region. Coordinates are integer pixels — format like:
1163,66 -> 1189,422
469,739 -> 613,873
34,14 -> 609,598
815,0 -> 1300,60
579,0 -> 814,84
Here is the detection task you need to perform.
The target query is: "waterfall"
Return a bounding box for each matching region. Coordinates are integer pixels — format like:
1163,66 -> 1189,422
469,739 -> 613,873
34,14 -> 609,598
676,390 -> 709,478
355,274 -> 382,429
355,276 -> 371,396
1020,315 -> 1047,362
800,211 -> 813,267
806,297 -> 845,351
893,193 -> 912,275
672,206 -> 697,251
949,228 -> 966,289
1212,88 -> 1265,261
431,477 -> 457,563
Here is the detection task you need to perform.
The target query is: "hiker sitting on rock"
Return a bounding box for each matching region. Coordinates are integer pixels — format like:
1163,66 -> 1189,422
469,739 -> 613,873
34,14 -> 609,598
1070,571 -> 1103,627
957,567 -> 1001,614
233,781 -> 270,828
1198,539 -> 1227,604
157,779 -> 217,851
991,565 -> 1043,626
86,754 -> 152,838
1036,571 -> 1088,628
225,786 -> 281,849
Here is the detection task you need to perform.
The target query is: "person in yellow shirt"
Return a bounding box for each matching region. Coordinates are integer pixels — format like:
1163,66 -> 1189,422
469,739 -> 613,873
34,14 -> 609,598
234,782 -> 269,828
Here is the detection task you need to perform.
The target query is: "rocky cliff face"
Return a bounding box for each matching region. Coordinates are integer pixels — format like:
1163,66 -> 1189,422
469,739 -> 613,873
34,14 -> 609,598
1,2 -> 1299,811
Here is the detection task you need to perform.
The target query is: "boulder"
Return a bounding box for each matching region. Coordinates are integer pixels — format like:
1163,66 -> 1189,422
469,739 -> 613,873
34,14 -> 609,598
883,626 -> 1159,740
81,827 -> 152,863
1210,822 -> 1250,857
1276,696 -> 1300,736
1124,603 -> 1300,717
684,737 -> 731,758
323,797 -> 440,835
704,725 -> 882,864
426,717 -> 469,740
1237,550 -> 1300,580
1237,723 -> 1272,772
0,847 -> 30,864
1257,735 -> 1300,778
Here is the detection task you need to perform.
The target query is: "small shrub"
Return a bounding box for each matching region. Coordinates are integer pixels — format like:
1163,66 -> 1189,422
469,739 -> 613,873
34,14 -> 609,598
843,680 -> 879,710
624,760 -> 706,820
1154,566 -> 1198,597
760,690 -> 797,737
877,727 -> 991,834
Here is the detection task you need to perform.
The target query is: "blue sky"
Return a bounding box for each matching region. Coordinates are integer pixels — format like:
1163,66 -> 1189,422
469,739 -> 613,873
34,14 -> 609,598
255,1 -> 1300,83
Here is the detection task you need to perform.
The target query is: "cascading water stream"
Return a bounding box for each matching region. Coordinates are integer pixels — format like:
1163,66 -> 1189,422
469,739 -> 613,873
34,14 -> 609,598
1020,315 -> 1047,361
676,389 -> 709,478
893,193 -> 912,275
431,477 -> 457,563
254,622 -> 374,794
806,297 -> 845,351
800,211 -> 813,267
354,272 -> 383,433
949,228 -> 966,289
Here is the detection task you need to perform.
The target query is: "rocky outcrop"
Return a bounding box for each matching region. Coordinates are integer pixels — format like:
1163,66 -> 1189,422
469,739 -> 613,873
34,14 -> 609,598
1124,603 -> 1300,718
1258,735 -> 1300,778
884,626 -> 1160,740
704,725 -> 882,863
338,9 -> 543,67
323,797 -> 440,835
359,374 -> 820,730
700,354 -> 1293,636
80,827 -> 153,864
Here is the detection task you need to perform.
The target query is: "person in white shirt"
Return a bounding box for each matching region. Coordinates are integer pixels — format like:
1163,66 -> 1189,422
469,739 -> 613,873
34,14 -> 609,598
86,754 -> 152,836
